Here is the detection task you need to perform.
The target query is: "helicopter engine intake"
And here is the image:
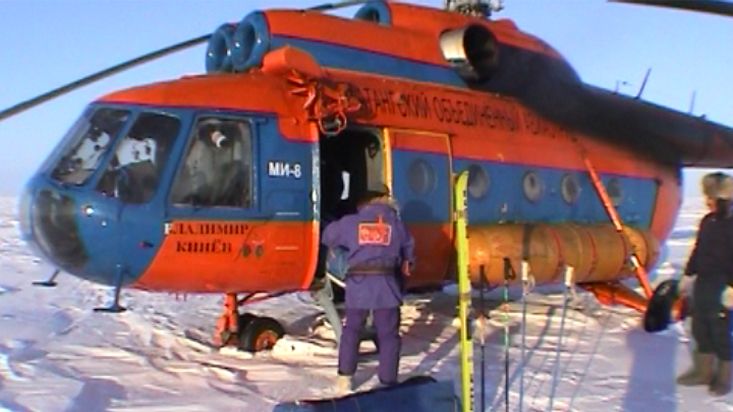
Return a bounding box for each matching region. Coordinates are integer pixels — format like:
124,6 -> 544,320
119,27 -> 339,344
205,24 -> 236,73
439,25 -> 498,82
206,12 -> 271,74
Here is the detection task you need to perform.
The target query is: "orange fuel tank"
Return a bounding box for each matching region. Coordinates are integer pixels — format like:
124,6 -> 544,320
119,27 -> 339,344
467,224 -> 659,285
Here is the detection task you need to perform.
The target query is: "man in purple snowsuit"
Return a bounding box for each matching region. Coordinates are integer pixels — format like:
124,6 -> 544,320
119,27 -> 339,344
321,184 -> 415,392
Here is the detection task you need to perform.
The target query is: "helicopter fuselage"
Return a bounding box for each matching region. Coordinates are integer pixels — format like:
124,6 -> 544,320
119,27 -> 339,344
18,2 -> 685,300
18,65 -> 678,295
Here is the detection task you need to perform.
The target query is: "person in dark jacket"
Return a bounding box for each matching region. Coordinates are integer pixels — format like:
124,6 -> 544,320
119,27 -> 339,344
677,172 -> 733,396
321,184 -> 415,393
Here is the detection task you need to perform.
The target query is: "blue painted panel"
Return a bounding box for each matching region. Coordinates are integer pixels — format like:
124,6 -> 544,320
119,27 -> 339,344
257,120 -> 314,221
165,115 -> 314,222
270,36 -> 465,87
392,149 -> 451,223
453,158 -> 657,228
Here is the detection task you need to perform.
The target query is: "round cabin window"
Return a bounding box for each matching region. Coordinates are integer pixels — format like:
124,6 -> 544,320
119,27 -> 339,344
523,171 -> 544,202
408,159 -> 436,195
467,164 -> 490,199
561,173 -> 581,204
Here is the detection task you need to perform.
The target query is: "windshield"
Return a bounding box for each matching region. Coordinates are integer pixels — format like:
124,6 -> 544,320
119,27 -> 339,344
96,112 -> 181,204
50,108 -> 130,185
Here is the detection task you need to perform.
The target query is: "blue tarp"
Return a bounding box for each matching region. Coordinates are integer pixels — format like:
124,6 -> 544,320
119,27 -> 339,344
274,377 -> 460,412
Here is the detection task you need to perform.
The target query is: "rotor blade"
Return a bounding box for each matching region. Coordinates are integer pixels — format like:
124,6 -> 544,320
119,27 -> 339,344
0,34 -> 210,122
306,0 -> 372,12
0,0 -> 372,123
611,0 -> 733,17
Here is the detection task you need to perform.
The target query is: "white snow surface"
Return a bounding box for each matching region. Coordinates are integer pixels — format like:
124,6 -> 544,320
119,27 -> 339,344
0,196 -> 732,411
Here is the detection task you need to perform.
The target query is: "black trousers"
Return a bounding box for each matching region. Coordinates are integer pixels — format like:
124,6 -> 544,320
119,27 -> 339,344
692,311 -> 733,361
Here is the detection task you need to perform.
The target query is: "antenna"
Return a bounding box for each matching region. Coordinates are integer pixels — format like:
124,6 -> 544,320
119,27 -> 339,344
614,80 -> 630,94
444,0 -> 503,17
688,90 -> 697,114
635,67 -> 652,99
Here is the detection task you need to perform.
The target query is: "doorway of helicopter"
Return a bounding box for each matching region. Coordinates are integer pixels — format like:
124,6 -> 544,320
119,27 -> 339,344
319,128 -> 386,229
316,127 -> 454,288
316,128 -> 386,290
310,128 -> 386,343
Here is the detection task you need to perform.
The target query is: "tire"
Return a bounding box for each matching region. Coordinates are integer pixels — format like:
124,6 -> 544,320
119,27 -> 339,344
238,316 -> 285,352
238,313 -> 257,331
644,279 -> 680,333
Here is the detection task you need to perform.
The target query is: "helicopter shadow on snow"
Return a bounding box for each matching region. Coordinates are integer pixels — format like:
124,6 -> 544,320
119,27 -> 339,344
621,325 -> 679,412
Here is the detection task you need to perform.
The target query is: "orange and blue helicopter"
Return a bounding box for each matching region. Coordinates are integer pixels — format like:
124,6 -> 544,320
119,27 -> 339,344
3,0 -> 733,351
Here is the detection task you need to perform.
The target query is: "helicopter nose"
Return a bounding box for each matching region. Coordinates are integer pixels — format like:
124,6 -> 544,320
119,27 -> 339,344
19,177 -> 153,288
19,186 -> 89,273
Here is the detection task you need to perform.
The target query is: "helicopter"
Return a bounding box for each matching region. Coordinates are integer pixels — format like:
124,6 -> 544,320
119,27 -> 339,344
2,0 -> 732,351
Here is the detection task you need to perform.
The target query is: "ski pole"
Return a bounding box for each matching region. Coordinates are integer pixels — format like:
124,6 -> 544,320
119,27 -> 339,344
502,257 -> 516,412
479,265 -> 488,412
548,265 -> 574,412
519,260 -> 531,412
454,171 -> 473,412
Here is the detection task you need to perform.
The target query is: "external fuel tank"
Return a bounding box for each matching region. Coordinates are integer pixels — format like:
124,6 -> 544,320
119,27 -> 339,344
467,224 -> 659,286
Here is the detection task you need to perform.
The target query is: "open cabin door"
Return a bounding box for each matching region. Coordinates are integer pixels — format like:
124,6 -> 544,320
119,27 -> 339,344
386,129 -> 453,287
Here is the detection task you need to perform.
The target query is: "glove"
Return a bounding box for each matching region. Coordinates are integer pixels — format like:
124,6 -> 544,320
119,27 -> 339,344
401,261 -> 413,278
722,286 -> 733,309
678,275 -> 696,297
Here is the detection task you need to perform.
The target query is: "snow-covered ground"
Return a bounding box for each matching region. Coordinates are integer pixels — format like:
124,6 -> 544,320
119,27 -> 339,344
0,196 -> 731,411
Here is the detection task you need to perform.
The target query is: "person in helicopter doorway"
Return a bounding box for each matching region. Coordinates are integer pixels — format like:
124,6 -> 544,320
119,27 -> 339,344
677,172 -> 733,396
320,184 -> 415,393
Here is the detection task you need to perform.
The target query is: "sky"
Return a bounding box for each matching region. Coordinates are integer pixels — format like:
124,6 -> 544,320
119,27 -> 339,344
0,0 -> 731,197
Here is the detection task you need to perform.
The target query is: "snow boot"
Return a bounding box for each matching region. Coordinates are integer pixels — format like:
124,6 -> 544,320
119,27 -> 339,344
335,374 -> 353,394
677,352 -> 715,386
709,361 -> 731,396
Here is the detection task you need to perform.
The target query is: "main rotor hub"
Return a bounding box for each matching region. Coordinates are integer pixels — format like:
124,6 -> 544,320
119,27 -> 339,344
444,0 -> 502,18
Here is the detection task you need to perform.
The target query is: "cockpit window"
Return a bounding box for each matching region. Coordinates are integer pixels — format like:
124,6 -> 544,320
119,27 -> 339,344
51,108 -> 130,185
170,116 -> 253,208
96,112 -> 181,204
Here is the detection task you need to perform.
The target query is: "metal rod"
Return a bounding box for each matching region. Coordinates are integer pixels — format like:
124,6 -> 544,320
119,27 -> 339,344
479,265 -> 487,412
583,155 -> 653,298
32,268 -> 60,287
519,260 -> 530,412
502,257 -> 515,412
0,35 -> 210,122
307,0 -> 372,11
94,265 -> 127,313
548,266 -> 574,412
0,0 -> 368,123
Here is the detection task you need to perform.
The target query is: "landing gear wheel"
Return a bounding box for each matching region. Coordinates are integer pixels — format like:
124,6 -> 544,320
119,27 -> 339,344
238,313 -> 257,331
238,316 -> 285,352
644,279 -> 684,333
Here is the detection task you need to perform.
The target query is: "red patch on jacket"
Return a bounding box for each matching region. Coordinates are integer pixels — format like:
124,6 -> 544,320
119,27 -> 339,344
358,222 -> 392,246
